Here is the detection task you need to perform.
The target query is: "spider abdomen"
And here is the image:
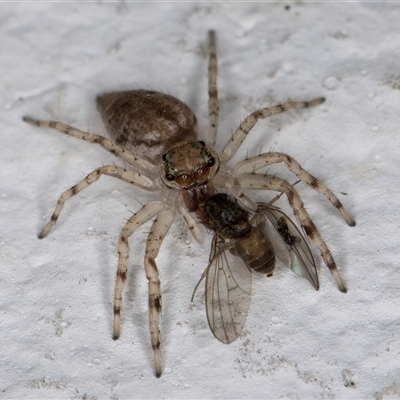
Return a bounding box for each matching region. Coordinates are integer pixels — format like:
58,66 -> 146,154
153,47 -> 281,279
97,89 -> 198,163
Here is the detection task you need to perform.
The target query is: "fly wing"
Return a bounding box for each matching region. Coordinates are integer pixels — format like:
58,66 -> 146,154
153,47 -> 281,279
205,235 -> 252,344
257,204 -> 319,290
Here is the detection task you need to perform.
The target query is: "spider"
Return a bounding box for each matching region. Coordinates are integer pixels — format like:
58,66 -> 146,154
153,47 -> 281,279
23,31 -> 355,378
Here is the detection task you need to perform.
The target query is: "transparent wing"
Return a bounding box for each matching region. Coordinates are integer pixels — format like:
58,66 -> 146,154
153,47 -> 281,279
257,204 -> 319,290
205,234 -> 253,344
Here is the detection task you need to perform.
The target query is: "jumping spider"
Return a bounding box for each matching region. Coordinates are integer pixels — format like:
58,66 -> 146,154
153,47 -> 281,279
23,31 -> 355,378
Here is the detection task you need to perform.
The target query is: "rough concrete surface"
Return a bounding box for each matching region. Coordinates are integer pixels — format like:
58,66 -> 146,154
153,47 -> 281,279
1,2 -> 399,399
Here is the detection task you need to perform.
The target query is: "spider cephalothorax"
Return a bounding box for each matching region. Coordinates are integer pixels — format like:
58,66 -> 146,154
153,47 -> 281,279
161,141 -> 220,190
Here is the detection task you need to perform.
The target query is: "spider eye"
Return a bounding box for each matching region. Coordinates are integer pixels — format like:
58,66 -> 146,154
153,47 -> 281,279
162,153 -> 167,161
195,166 -> 210,180
175,174 -> 193,187
207,157 -> 215,166
166,174 -> 175,181
199,140 -> 205,146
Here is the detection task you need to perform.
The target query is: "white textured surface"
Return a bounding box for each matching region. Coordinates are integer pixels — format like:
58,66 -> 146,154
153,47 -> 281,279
1,3 -> 400,399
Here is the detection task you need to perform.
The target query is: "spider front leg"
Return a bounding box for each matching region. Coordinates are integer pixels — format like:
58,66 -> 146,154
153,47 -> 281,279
113,202 -> 175,378
23,116 -> 157,175
221,98 -> 325,163
144,206 -> 176,378
234,152 -> 356,227
233,173 -> 348,293
38,165 -> 157,238
113,201 -> 165,340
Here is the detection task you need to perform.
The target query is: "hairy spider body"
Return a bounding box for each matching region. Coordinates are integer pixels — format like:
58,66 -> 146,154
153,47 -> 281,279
23,31 -> 355,378
97,90 -> 198,163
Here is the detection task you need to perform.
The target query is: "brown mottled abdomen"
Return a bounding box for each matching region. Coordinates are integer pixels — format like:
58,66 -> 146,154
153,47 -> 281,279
97,90 -> 198,164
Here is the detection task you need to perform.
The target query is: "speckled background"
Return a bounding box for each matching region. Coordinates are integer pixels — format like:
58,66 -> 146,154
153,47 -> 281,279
1,2 -> 399,399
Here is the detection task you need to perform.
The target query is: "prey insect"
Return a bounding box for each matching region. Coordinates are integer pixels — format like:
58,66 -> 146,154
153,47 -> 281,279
23,31 -> 355,378
194,193 -> 318,343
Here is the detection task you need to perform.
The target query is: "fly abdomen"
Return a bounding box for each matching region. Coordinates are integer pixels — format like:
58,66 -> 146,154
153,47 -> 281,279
235,226 -> 275,276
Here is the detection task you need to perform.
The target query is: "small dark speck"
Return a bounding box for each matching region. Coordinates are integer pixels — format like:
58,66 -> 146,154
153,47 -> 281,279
285,5 -> 290,10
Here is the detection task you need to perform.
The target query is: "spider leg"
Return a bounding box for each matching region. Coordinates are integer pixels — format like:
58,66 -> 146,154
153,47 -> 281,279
39,165 -> 158,239
23,116 -> 158,176
206,30 -> 219,146
232,173 -> 347,293
178,205 -> 204,244
221,98 -> 325,163
234,152 -> 356,226
144,206 -> 176,378
113,201 -> 165,340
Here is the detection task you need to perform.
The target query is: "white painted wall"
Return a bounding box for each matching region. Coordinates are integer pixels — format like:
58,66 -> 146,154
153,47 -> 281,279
1,2 -> 399,399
